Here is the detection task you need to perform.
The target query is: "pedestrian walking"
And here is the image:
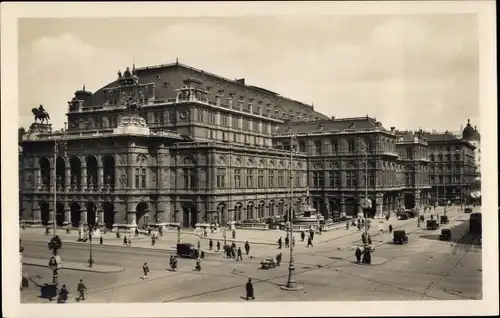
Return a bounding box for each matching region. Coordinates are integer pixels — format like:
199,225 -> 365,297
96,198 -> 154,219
135,228 -> 139,237
276,252 -> 282,266
355,247 -> 362,264
216,240 -> 221,252
361,232 -> 367,245
319,226 -> 323,235
203,228 -> 208,237
232,229 -> 236,239
307,236 -> 313,247
225,245 -> 231,259
310,230 -> 315,241
45,227 -> 50,236
277,237 -> 282,249
245,278 -> 255,300
301,231 -> 305,242
236,247 -> 243,261
346,221 -> 350,230
116,231 -> 121,239
244,241 -> 250,255
142,262 -> 150,279
151,235 -> 156,246
197,240 -> 201,250
76,279 -> 87,301
159,227 -> 163,237
99,236 -> 103,245
123,235 -> 127,245
285,236 -> 289,248
209,239 -> 213,251
127,237 -> 131,246
57,284 -> 69,303
292,236 -> 295,247
388,224 -> 393,234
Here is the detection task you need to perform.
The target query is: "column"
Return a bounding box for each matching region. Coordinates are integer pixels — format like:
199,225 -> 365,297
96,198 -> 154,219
127,201 -> 136,226
34,160 -> 41,190
97,160 -> 104,190
64,161 -> 71,192
340,194 -> 346,214
81,163 -> 87,190
415,190 -> 421,208
63,202 -> 71,225
375,193 -> 383,218
80,207 -> 87,225
48,201 -> 55,225
98,208 -> 104,225
32,205 -> 41,225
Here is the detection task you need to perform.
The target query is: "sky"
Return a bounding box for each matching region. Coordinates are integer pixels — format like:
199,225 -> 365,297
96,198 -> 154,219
18,15 -> 480,132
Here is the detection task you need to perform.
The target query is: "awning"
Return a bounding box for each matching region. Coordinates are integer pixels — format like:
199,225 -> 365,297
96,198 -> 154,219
469,191 -> 481,198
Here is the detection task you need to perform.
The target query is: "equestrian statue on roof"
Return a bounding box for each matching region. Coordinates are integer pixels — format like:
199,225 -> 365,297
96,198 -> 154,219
31,104 -> 51,124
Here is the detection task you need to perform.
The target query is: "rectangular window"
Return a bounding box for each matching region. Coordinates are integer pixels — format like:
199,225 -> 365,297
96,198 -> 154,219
313,171 -> 324,187
216,168 -> 226,188
277,170 -> 284,187
346,171 -> 357,188
135,168 -> 140,188
329,172 -> 334,187
368,172 -> 375,187
246,169 -> 253,188
141,168 -> 146,188
258,169 -> 264,188
234,169 -> 241,188
315,142 -> 322,155
295,173 -> 301,187
348,140 -> 355,152
268,170 -> 274,187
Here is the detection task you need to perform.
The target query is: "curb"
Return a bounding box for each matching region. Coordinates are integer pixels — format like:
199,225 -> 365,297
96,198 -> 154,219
23,261 -> 125,274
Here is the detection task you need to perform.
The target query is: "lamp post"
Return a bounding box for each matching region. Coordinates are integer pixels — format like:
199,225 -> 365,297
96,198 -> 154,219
88,210 -> 98,267
52,124 -> 68,237
364,149 -> 368,240
443,161 -> 447,217
416,164 -> 420,228
281,135 -> 302,291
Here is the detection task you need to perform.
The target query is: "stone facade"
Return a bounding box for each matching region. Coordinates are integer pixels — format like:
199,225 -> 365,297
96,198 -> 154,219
18,62 -> 476,230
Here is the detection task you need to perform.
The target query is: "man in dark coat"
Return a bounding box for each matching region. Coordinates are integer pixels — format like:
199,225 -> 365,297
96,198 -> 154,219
307,236 -> 313,247
123,235 -> 127,245
300,231 -> 305,242
388,224 -> 393,234
355,247 -> 362,264
284,236 -> 289,248
236,247 -> 243,261
209,239 -> 213,251
276,253 -> 282,266
244,241 -> 250,255
216,240 -> 220,252
76,279 -> 87,301
245,278 -> 255,300
277,237 -> 282,249
99,236 -> 103,245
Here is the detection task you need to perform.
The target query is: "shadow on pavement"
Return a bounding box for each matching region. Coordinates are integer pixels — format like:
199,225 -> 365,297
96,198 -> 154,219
419,218 -> 478,245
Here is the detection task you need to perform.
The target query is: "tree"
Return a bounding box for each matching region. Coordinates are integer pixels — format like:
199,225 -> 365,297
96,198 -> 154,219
48,235 -> 62,255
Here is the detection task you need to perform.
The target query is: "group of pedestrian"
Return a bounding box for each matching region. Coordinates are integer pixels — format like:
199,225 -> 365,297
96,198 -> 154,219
122,235 -> 132,246
223,241 -> 246,261
56,279 -> 87,303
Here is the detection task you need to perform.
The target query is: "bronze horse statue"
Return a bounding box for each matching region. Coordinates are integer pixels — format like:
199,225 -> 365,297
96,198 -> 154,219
31,105 -> 50,124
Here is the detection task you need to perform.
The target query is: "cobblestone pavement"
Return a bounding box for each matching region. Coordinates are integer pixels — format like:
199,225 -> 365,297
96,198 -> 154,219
20,206 -> 481,303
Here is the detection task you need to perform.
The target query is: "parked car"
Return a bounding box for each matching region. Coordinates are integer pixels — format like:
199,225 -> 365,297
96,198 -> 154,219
398,213 -> 410,220
440,215 -> 449,224
260,257 -> 277,270
426,219 -> 439,230
393,230 -> 409,245
439,228 -> 452,241
176,243 -> 199,258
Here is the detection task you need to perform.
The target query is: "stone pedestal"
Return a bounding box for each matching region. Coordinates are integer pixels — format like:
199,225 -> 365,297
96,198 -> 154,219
113,114 -> 150,135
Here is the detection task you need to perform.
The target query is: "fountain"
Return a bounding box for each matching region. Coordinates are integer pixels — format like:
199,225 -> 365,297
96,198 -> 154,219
294,187 -> 324,228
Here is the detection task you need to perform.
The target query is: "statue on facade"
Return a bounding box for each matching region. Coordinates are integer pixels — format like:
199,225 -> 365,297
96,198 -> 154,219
72,175 -> 77,187
123,67 -> 132,78
31,104 -> 50,124
117,70 -> 122,79
105,174 -> 111,186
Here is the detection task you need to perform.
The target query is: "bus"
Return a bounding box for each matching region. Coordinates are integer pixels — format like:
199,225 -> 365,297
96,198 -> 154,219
469,212 -> 482,234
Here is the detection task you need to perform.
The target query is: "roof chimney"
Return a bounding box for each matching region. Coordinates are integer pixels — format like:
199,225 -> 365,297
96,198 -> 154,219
235,78 -> 245,85
331,116 -> 336,120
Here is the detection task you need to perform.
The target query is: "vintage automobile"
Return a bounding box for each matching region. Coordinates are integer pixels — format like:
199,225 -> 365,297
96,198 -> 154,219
260,257 -> 277,269
404,209 -> 417,218
176,243 -> 200,258
398,212 -> 410,220
440,215 -> 449,224
393,230 -> 409,245
426,219 -> 439,230
439,228 -> 452,241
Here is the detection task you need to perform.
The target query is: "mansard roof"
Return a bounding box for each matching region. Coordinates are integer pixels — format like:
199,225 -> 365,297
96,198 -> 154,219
275,116 -> 389,135
85,62 -> 329,122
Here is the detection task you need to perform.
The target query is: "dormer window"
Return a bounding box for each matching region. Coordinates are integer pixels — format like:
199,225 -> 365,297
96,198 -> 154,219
349,123 -> 356,129
317,124 -> 323,131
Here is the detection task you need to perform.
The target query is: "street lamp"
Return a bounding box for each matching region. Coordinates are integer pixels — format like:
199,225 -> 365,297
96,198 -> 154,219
52,124 -> 68,237
415,164 -> 421,228
281,135 -> 302,291
88,210 -> 98,267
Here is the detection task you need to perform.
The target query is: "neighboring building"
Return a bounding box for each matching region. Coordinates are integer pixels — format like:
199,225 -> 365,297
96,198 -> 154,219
18,61 -> 472,230
274,119 -> 432,219
420,130 -> 477,205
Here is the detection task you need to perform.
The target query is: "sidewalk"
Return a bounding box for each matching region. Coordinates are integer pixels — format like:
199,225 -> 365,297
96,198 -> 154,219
20,206 -> 462,253
23,257 -> 125,273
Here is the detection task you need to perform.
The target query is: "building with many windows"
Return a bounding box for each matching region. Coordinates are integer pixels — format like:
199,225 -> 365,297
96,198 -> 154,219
18,61 -> 476,230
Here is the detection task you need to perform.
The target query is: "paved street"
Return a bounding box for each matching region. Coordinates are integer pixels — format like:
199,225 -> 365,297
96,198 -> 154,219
20,206 -> 481,303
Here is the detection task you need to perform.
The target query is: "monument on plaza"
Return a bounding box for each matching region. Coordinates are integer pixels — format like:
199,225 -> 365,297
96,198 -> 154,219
294,187 -> 324,229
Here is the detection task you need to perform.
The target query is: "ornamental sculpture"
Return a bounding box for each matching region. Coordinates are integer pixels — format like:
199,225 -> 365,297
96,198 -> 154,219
31,104 -> 50,124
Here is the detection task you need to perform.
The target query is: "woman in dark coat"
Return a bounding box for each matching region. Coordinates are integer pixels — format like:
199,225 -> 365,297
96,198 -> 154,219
57,284 -> 69,303
245,278 -> 254,300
